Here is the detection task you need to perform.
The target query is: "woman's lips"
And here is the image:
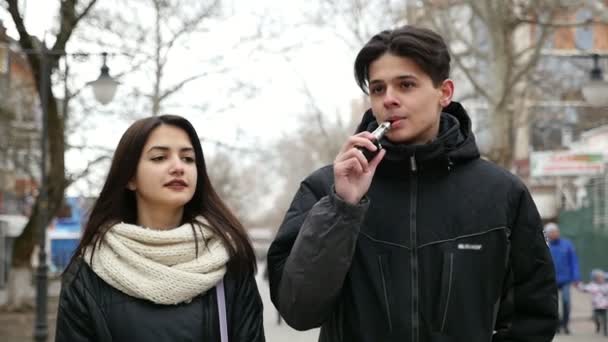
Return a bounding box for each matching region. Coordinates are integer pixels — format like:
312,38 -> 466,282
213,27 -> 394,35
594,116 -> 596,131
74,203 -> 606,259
164,180 -> 188,191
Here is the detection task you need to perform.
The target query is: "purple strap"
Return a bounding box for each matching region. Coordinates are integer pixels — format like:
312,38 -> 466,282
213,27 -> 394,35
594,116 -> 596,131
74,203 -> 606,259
216,278 -> 228,342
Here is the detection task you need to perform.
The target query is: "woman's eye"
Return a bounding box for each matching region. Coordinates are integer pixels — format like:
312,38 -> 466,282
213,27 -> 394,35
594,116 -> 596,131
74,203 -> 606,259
182,157 -> 195,163
151,156 -> 165,162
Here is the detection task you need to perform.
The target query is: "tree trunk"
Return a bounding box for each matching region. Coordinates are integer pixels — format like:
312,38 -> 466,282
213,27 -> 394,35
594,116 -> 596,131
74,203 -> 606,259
487,103 -> 514,169
8,81 -> 65,310
5,0 -> 94,312
2,267 -> 34,310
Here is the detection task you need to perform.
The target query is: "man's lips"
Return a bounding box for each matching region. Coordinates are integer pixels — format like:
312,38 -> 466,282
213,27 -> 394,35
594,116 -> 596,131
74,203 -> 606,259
387,115 -> 405,123
386,116 -> 405,128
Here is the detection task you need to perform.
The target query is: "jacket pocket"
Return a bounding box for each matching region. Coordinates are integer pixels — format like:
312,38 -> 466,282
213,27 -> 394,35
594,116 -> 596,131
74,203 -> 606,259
377,254 -> 393,332
437,252 -> 454,333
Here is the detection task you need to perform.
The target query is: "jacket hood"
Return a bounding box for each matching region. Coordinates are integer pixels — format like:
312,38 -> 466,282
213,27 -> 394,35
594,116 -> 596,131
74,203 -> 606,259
355,101 -> 480,171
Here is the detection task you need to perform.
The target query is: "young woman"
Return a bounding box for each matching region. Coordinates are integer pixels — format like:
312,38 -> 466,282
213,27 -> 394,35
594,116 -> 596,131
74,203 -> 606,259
56,115 -> 264,341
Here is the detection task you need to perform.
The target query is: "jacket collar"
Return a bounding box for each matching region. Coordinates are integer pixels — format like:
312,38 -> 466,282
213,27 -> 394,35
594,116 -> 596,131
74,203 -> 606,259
354,101 -> 480,176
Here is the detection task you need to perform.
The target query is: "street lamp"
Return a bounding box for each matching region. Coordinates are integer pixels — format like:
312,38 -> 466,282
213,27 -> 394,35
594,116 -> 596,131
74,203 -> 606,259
86,52 -> 120,105
34,47 -> 119,342
581,54 -> 608,107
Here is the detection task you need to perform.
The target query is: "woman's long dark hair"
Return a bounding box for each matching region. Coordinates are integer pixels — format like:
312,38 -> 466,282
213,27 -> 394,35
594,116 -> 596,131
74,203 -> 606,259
67,115 -> 256,274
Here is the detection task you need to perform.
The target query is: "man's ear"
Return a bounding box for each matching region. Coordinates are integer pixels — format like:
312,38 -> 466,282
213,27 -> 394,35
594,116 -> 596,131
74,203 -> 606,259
439,79 -> 454,107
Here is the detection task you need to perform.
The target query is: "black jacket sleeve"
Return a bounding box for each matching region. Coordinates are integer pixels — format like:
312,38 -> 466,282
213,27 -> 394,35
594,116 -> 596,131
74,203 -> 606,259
55,262 -> 102,342
227,269 -> 265,342
493,188 -> 558,341
267,168 -> 369,330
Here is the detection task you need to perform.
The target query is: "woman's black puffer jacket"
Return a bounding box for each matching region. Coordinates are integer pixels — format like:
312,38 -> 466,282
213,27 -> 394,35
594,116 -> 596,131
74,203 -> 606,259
55,258 -> 265,341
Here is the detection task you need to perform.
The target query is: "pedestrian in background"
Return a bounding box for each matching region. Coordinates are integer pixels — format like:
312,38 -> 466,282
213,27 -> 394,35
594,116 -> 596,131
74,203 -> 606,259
545,222 -> 581,335
56,115 -> 265,341
576,269 -> 608,336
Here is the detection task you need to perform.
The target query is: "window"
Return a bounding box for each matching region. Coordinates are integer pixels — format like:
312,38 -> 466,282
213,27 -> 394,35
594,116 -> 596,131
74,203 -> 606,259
0,45 -> 8,75
575,8 -> 593,50
535,12 -> 554,49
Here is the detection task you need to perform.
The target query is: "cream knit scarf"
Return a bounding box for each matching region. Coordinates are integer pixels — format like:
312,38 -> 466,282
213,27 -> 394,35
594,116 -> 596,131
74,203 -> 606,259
83,217 -> 230,305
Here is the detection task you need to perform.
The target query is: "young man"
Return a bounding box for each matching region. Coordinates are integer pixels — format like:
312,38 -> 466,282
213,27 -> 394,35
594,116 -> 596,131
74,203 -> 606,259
267,25 -> 558,341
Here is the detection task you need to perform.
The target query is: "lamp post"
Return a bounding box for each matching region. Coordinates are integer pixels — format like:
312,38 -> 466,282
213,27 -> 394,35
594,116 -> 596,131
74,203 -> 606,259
541,52 -> 608,107
32,47 -> 119,342
581,54 -> 608,107
87,52 -> 120,105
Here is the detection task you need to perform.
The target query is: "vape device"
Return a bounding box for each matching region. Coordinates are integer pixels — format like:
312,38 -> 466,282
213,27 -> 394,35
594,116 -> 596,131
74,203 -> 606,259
357,121 -> 391,161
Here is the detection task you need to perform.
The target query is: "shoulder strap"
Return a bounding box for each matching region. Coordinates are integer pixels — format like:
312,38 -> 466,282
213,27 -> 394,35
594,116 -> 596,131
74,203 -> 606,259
216,278 -> 228,342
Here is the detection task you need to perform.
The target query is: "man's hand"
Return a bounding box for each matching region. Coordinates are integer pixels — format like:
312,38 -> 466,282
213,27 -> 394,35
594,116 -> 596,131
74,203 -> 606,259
334,132 -> 386,205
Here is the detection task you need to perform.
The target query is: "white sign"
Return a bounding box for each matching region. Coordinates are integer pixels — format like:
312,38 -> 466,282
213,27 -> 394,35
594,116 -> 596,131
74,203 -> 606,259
530,151 -> 604,177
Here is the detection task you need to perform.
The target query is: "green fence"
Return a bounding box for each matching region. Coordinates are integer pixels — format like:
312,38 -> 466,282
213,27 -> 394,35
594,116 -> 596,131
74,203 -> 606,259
558,175 -> 608,281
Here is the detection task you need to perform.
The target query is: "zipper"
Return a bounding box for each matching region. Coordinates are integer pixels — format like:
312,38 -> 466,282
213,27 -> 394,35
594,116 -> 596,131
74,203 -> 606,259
440,253 -> 454,333
378,255 -> 393,332
409,154 -> 419,342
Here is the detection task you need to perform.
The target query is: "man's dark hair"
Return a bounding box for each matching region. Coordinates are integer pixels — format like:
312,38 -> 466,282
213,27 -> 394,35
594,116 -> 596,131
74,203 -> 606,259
354,25 -> 451,93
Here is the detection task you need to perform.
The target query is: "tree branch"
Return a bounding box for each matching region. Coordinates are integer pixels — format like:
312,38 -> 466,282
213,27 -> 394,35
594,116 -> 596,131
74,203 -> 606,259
515,16 -> 600,27
200,137 -> 257,154
76,0 -> 98,22
7,0 -> 40,81
427,8 -> 493,101
65,154 -> 110,187
52,0 -> 99,66
157,72 -> 209,103
164,0 -> 220,53
505,10 -> 556,102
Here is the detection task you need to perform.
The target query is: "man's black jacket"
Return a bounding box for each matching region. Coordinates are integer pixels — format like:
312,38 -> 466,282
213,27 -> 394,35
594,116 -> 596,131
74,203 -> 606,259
267,102 -> 558,342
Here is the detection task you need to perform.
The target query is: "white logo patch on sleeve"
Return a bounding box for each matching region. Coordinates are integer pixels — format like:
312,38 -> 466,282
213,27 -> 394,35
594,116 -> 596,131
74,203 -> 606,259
457,243 -> 482,250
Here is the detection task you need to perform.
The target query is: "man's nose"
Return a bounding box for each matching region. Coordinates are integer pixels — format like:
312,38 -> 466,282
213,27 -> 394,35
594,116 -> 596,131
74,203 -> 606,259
383,87 -> 399,108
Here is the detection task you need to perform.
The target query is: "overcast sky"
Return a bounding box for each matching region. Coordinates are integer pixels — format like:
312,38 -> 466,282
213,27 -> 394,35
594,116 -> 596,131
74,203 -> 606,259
1,0 -> 367,196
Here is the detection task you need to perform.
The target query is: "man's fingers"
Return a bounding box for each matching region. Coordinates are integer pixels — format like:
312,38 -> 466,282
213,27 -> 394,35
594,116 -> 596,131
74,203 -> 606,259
335,148 -> 370,172
368,148 -> 386,170
339,133 -> 377,154
335,156 -> 364,176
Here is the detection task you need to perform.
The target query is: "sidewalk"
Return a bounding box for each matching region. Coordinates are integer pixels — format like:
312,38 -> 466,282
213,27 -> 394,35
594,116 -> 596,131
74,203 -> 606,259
0,278 -> 60,342
0,297 -> 58,342
553,286 -> 607,342
0,275 -> 319,342
0,278 -> 602,341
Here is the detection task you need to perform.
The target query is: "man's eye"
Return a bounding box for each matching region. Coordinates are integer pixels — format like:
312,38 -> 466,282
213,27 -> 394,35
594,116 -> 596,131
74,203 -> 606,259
401,81 -> 416,88
370,86 -> 384,94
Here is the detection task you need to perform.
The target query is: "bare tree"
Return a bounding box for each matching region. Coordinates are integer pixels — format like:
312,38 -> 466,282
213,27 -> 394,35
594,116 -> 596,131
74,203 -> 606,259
313,0 -> 411,48
205,148 -> 270,228
0,75 -> 39,185
259,96 -> 365,230
3,0 -> 97,309
419,1 -> 564,166
311,0 -> 608,168
74,0 -> 261,118
56,0 -> 266,200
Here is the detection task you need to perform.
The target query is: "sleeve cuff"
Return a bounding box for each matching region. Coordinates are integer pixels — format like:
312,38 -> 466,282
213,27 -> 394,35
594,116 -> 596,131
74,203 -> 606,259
329,186 -> 370,215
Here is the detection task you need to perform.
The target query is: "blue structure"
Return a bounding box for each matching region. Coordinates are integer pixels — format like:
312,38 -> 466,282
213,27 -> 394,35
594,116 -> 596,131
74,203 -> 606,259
49,197 -> 85,272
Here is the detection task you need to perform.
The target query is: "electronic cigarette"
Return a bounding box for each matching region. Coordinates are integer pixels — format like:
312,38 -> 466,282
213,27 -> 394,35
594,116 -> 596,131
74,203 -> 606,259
357,121 -> 391,161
